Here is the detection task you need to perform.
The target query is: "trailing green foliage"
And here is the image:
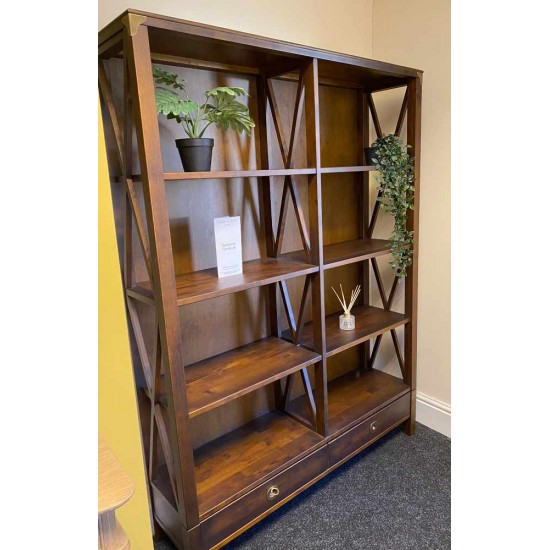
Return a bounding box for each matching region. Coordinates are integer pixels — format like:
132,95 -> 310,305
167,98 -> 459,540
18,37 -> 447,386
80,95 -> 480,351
152,66 -> 255,139
371,134 -> 415,278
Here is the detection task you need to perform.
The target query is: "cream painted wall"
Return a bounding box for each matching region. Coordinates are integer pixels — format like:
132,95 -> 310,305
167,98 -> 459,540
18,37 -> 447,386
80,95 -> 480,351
373,0 -> 451,410
98,1 -> 373,58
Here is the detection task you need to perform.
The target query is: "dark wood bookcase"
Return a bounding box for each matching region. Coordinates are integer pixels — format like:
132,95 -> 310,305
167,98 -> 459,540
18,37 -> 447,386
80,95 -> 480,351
99,10 -> 421,549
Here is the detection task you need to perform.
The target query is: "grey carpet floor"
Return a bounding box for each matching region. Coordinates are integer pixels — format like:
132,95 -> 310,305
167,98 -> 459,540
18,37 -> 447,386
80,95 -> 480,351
155,424 -> 450,550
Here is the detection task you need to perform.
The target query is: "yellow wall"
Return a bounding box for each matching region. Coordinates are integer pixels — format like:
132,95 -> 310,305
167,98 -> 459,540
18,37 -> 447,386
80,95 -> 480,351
373,0 -> 451,409
99,104 -> 154,550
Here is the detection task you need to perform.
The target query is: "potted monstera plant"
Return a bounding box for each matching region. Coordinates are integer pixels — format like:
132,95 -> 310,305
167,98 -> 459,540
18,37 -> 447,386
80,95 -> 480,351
368,134 -> 415,278
153,66 -> 255,172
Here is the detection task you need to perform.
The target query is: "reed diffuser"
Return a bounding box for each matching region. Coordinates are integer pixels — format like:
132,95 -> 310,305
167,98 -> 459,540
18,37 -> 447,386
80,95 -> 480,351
332,284 -> 362,331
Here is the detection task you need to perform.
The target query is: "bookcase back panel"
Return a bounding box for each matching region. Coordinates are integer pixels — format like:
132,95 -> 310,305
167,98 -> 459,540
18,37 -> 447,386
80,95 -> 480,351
320,85 -> 364,379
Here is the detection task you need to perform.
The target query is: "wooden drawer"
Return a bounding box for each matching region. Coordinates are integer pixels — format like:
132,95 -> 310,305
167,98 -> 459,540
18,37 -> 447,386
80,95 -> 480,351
329,393 -> 410,466
201,445 -> 328,549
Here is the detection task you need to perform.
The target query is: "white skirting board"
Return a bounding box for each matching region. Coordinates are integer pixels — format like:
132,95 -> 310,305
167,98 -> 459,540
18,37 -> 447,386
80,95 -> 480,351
416,392 -> 451,438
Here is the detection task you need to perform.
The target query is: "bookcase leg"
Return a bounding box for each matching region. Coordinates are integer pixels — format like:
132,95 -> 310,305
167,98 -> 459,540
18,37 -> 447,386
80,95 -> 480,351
403,418 -> 416,436
403,390 -> 417,435
152,518 -> 167,542
403,76 -> 421,437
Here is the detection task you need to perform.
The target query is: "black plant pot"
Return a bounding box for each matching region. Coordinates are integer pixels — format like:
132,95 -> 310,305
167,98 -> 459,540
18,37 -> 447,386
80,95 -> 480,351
175,138 -> 214,172
364,146 -> 379,166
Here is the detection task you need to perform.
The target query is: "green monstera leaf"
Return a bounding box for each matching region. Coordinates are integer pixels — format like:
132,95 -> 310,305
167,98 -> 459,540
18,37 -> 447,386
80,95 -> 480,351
205,86 -> 248,98
203,87 -> 255,136
204,108 -> 255,136
155,88 -> 198,118
153,66 -> 186,90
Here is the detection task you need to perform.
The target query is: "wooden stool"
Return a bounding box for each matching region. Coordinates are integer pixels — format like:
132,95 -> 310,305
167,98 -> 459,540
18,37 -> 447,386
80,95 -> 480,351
98,435 -> 135,550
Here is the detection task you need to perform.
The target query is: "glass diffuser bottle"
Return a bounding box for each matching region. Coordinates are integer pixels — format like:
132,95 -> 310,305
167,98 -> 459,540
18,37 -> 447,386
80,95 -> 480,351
332,284 -> 361,331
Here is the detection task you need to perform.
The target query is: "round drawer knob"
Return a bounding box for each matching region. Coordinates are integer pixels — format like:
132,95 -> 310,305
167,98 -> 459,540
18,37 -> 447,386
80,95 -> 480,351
266,485 -> 280,501
370,420 -> 378,433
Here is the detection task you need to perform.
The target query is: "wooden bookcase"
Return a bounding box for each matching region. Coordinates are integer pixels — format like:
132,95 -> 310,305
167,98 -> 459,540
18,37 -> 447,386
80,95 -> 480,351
99,10 -> 421,550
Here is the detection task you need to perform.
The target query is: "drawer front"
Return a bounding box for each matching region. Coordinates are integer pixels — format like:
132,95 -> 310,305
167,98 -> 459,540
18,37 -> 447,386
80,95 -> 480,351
329,393 -> 410,467
201,445 -> 328,549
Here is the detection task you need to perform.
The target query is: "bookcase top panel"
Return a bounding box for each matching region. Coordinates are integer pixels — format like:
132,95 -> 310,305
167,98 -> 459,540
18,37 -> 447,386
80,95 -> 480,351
99,9 -> 422,91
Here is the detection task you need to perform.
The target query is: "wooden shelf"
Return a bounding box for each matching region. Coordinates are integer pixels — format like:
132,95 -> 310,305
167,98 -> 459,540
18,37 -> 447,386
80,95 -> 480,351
130,166 -> 379,181
149,337 -> 320,417
283,305 -> 408,358
289,368 -> 410,437
186,338 -> 320,417
320,166 -> 376,174
278,238 -> 391,269
130,168 -> 315,182
128,257 -> 318,306
323,238 -> 390,268
193,411 -> 324,518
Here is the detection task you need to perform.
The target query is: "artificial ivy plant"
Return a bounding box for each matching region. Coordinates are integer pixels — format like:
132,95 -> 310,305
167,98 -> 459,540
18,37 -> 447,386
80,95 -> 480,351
370,134 -> 415,278
152,66 -> 255,138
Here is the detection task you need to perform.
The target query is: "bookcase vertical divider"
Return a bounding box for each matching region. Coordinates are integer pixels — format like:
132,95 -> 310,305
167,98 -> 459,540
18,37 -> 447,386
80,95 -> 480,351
256,74 -> 284,413
404,75 -> 422,436
357,89 -> 370,372
304,58 -> 328,436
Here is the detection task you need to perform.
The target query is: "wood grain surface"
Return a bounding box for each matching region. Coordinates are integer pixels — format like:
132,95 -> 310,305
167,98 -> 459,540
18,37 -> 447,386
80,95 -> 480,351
283,305 -> 408,357
194,412 -> 324,517
130,257 -> 318,306
98,434 -> 135,514
288,368 -> 410,437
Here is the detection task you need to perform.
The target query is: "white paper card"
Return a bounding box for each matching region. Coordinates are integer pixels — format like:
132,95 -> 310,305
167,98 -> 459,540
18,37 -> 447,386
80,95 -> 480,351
214,216 -> 243,278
